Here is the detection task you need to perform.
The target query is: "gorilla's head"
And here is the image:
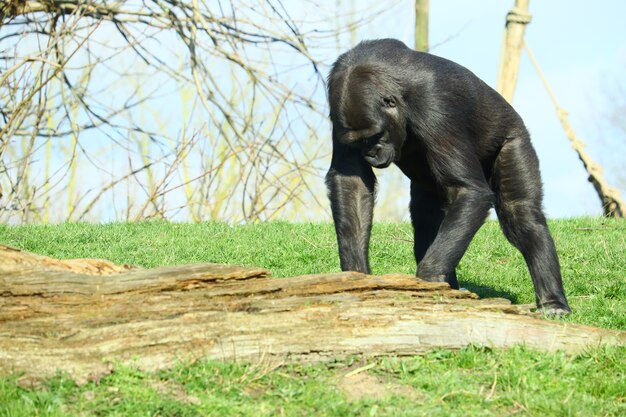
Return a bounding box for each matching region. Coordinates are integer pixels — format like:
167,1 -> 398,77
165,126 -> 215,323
328,64 -> 406,169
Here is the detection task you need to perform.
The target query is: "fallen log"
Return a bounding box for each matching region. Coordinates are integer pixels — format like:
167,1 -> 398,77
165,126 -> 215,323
0,244 -> 624,383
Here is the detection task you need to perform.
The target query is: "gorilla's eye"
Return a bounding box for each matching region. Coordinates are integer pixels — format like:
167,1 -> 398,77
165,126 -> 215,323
382,96 -> 396,108
363,131 -> 384,146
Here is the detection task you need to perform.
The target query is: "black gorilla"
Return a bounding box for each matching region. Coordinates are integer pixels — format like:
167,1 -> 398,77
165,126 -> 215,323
325,39 -> 570,315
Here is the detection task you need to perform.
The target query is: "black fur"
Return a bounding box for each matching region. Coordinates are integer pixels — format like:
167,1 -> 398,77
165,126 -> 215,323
325,39 -> 570,315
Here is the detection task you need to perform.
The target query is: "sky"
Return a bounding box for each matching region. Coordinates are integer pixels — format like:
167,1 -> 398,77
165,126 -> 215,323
320,0 -> 626,218
5,0 -> 624,222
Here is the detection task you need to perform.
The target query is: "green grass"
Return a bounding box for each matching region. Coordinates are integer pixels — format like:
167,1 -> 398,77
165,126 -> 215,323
1,218 -> 625,416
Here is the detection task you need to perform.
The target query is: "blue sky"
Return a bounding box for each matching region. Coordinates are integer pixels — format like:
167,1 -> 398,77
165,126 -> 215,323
318,0 -> 626,218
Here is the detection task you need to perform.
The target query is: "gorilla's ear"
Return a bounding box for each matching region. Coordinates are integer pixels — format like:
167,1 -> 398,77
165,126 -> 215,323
382,96 -> 397,108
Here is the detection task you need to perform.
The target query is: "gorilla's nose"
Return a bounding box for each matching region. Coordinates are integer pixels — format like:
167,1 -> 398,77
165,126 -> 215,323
365,143 -> 382,157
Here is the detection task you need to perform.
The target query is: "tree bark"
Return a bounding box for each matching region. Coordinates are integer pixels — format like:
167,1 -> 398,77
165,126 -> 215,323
1,244 -> 623,384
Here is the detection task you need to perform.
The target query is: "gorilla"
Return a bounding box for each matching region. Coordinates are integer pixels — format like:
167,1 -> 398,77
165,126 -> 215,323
325,39 -> 570,315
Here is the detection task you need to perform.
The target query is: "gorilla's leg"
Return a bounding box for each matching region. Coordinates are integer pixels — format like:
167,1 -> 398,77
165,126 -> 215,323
492,136 -> 570,314
410,183 -> 459,289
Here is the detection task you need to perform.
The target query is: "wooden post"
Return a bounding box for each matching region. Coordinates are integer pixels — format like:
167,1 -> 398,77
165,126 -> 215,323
497,0 -> 532,103
414,0 -> 429,52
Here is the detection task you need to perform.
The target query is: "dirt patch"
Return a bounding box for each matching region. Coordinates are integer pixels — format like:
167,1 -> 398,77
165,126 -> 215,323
150,379 -> 201,405
337,368 -> 422,402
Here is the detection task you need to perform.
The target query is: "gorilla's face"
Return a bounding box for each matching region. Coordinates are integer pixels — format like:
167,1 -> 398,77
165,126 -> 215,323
329,67 -> 406,169
356,96 -> 405,169
339,94 -> 405,169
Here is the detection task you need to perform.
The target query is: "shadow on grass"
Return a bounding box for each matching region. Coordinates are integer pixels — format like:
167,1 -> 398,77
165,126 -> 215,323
460,282 -> 520,304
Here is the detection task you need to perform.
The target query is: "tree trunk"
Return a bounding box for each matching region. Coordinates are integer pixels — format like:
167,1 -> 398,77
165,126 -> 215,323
414,0 -> 429,52
1,244 -> 624,384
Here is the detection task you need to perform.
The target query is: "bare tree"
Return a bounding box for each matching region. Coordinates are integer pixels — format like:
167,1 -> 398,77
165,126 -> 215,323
1,0 -> 342,223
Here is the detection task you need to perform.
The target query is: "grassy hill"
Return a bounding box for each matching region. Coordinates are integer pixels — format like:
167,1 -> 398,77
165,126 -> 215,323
0,218 -> 624,416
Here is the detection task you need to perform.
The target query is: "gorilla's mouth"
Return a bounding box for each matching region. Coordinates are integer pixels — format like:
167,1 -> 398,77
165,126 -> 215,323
364,152 -> 394,169
372,158 -> 393,169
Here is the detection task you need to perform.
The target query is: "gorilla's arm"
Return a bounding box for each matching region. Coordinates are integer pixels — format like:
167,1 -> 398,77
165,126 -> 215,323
325,140 -> 376,273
